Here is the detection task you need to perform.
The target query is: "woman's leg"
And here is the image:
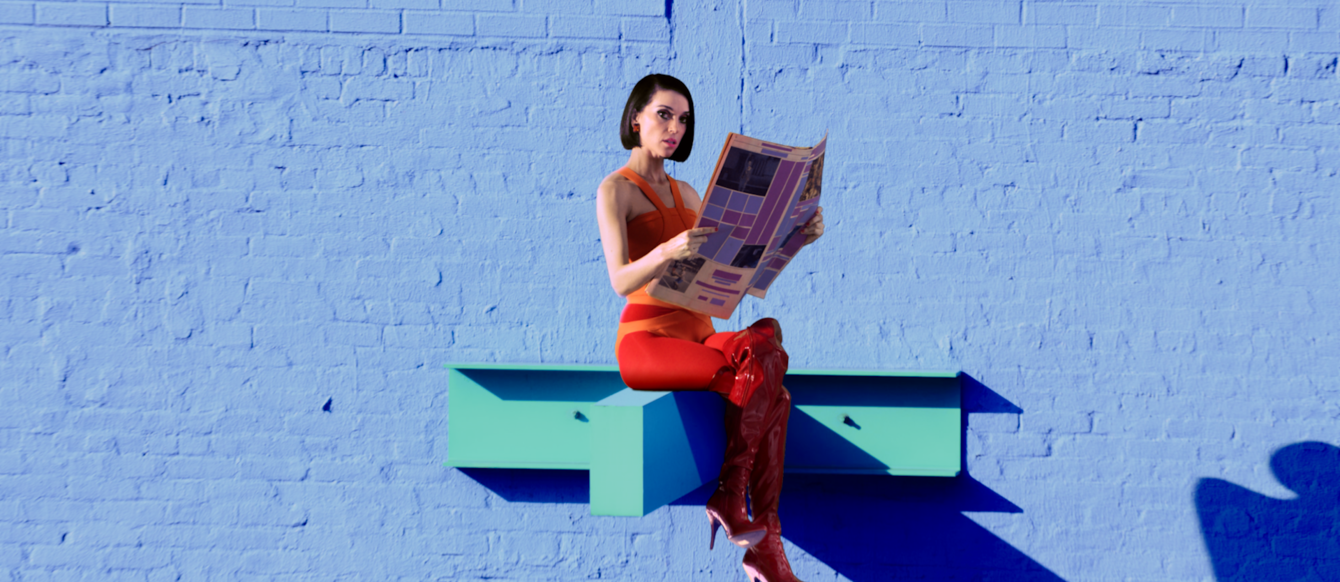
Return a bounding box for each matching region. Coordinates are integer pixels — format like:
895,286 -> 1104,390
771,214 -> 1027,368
706,319 -> 791,554
616,330 -> 731,391
720,319 -> 802,581
749,385 -> 790,525
617,321 -> 798,577
618,329 -> 768,548
742,385 -> 802,582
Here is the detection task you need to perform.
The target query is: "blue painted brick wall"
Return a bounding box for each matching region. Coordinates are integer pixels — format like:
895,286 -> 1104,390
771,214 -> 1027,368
2,0 -> 1339,580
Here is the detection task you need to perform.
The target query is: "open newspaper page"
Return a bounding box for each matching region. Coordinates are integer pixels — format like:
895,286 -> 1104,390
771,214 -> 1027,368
745,141 -> 824,298
646,133 -> 827,319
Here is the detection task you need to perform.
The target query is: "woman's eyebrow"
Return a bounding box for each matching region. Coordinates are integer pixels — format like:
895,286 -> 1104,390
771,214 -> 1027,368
652,103 -> 690,115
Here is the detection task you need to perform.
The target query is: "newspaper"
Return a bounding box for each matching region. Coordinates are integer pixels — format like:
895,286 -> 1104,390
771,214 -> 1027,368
647,132 -> 827,319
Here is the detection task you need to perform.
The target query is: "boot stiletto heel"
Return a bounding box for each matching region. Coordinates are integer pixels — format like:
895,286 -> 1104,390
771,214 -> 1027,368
706,505 -> 766,550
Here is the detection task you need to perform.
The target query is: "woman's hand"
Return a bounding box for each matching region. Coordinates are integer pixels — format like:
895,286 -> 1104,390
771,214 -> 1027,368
659,226 -> 717,262
802,207 -> 825,245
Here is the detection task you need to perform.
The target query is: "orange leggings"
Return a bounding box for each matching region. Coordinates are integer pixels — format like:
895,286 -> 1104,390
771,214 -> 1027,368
616,330 -> 737,391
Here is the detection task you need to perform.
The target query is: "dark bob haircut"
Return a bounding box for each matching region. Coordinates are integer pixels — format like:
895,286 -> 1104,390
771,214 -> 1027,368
619,74 -> 695,162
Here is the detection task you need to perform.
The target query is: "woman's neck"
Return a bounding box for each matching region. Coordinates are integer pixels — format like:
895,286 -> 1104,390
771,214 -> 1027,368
625,148 -> 669,185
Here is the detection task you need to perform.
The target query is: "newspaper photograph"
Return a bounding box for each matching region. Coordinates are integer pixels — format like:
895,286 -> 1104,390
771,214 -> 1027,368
647,132 -> 827,319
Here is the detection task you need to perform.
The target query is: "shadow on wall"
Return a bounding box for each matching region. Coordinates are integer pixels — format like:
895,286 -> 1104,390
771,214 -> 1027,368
1196,441 -> 1340,582
769,374 -> 1064,581
672,374 -> 1062,580
777,474 -> 1062,581
458,467 -> 589,504
459,375 -> 1065,580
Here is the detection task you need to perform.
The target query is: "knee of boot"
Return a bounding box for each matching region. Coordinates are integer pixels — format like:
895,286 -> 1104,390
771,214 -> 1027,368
750,318 -> 782,345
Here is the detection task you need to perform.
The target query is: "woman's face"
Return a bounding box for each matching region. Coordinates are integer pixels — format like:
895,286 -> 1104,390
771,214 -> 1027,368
633,89 -> 690,159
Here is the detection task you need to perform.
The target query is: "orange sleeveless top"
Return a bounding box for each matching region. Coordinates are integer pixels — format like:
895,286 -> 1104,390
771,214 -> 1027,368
614,167 -> 716,354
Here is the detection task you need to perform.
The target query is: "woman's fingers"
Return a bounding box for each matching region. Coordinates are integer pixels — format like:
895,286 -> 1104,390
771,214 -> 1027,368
802,207 -> 825,245
803,208 -> 824,233
663,227 -> 717,260
686,227 -> 715,254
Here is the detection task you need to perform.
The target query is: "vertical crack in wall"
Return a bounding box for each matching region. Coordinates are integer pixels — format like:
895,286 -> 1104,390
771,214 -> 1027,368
665,0 -> 675,50
739,0 -> 747,135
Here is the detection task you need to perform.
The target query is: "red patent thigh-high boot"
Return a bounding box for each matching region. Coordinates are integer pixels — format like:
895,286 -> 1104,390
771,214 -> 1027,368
704,319 -> 788,551
742,385 -> 804,582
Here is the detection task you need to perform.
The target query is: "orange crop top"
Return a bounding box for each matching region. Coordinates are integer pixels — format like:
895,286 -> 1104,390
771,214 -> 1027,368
613,167 -> 716,353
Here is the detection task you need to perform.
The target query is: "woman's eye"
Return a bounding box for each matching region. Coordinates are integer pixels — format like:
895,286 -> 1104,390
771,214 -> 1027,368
658,111 -> 671,120
680,116 -> 690,124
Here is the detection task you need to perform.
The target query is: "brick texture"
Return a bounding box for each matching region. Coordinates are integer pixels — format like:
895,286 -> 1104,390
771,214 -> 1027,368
1,0 -> 1338,580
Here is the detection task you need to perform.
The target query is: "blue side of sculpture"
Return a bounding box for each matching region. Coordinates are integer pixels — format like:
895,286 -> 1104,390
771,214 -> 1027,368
2,1 -> 1338,579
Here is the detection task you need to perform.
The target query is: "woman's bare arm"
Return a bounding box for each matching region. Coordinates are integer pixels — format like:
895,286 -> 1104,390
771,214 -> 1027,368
597,176 -> 714,297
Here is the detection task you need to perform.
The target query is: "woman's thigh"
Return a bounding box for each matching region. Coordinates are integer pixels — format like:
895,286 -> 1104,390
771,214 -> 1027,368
617,330 -> 734,390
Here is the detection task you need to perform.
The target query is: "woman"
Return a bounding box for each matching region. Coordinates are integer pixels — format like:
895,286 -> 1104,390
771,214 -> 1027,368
595,74 -> 824,582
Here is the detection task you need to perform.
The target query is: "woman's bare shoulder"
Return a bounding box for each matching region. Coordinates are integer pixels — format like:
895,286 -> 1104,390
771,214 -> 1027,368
598,171 -> 637,198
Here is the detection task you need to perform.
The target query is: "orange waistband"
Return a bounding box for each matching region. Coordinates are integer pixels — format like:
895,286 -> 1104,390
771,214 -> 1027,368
615,287 -> 715,355
621,303 -> 679,322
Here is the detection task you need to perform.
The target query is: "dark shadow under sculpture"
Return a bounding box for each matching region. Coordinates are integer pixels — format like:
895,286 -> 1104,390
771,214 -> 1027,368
769,374 -> 1063,581
1196,441 -> 1340,582
460,374 -> 1066,580
460,467 -> 590,505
